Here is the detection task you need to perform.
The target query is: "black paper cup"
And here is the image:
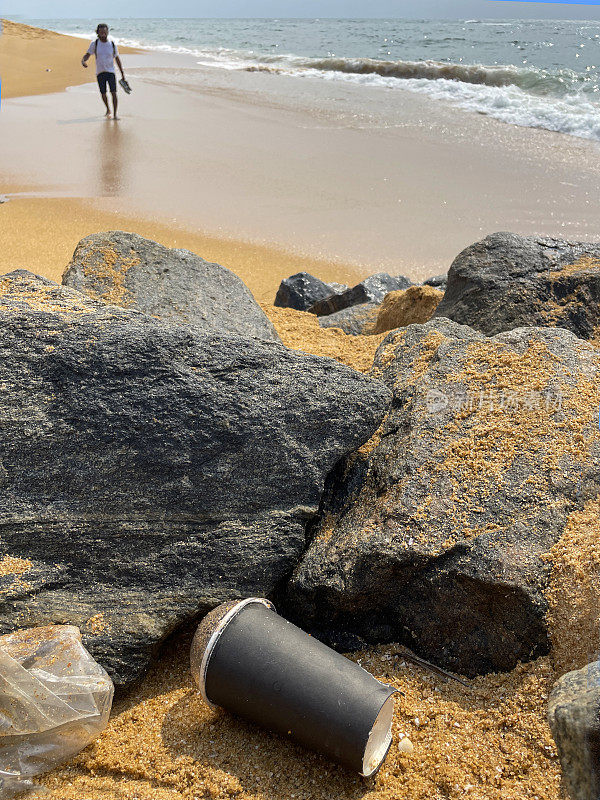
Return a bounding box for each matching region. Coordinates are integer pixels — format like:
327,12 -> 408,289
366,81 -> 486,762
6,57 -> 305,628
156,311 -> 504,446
190,598 -> 397,776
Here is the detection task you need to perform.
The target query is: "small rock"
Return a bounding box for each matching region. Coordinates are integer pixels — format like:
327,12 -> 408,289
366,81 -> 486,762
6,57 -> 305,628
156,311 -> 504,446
423,273 -> 447,289
309,273 -> 412,317
548,660 -> 600,800
274,272 -> 348,312
318,302 -> 380,336
398,737 -> 414,753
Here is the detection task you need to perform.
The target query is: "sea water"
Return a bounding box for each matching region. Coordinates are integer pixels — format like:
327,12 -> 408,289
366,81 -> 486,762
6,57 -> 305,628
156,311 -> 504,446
24,17 -> 600,141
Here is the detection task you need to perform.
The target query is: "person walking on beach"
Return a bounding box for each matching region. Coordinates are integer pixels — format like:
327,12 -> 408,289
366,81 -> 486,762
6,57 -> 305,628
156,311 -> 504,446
81,24 -> 125,119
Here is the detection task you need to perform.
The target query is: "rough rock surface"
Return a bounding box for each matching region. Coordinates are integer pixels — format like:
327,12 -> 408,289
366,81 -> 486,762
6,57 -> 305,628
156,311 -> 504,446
0,270 -> 390,686
274,272 -> 348,312
62,231 -> 280,343
548,661 -> 600,800
309,273 -> 412,317
373,286 -> 443,334
287,318 -> 600,677
423,273 -> 447,289
433,232 -> 600,339
318,302 -> 381,336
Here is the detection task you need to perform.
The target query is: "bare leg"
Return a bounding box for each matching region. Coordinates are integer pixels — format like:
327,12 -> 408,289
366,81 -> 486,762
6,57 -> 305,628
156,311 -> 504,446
101,92 -> 111,117
111,91 -> 118,120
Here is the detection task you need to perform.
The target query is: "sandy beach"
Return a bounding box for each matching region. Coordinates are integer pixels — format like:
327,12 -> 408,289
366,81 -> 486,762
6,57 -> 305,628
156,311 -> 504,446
2,20 -> 600,299
1,17 -> 598,800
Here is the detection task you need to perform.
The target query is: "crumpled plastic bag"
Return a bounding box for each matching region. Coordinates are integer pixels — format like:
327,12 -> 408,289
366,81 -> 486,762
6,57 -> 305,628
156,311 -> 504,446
0,625 -> 114,798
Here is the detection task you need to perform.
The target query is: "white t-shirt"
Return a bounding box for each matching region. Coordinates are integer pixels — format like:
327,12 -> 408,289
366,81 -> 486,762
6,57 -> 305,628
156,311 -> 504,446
87,39 -> 119,75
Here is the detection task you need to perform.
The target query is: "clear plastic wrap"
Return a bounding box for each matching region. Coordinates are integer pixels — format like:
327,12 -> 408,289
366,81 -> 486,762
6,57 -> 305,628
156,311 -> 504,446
0,625 -> 113,798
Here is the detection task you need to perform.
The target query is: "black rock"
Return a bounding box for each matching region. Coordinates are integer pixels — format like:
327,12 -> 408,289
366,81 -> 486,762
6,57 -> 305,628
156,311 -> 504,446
287,318 -> 600,677
548,661 -> 600,800
63,231 -> 280,343
433,232 -> 600,339
423,273 -> 447,290
274,272 -> 348,312
309,273 -> 412,317
317,302 -> 380,336
0,270 -> 390,686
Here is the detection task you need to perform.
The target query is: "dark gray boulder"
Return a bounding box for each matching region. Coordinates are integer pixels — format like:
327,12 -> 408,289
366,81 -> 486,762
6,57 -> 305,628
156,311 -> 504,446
0,270 -> 390,687
423,273 -> 447,290
274,272 -> 348,312
287,318 -> 600,677
317,302 -> 380,336
62,231 -> 280,344
309,273 -> 412,317
548,661 -> 600,800
433,232 -> 600,339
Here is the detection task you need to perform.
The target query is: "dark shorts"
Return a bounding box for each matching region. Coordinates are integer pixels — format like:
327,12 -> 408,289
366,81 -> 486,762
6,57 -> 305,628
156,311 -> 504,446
97,72 -> 117,93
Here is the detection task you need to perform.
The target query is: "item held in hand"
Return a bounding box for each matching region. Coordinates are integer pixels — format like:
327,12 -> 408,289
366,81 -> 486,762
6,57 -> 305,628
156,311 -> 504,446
190,598 -> 398,776
119,78 -> 132,94
0,625 -> 114,798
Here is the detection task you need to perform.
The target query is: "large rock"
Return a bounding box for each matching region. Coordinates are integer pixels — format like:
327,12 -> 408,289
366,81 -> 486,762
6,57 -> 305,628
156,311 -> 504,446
63,231 -> 280,343
274,272 -> 348,312
433,232 -> 600,339
318,302 -> 380,336
548,661 -> 600,800
287,318 -> 600,677
309,273 -> 412,317
0,270 -> 390,686
372,285 -> 443,334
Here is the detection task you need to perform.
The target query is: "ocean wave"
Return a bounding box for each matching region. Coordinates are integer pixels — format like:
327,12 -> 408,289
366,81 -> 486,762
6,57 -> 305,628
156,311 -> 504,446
245,61 -> 600,142
279,56 -> 592,98
51,26 -> 600,142
396,75 -> 600,141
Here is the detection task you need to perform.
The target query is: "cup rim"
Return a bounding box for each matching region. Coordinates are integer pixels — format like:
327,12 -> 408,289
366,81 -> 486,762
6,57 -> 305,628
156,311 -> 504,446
197,597 -> 274,706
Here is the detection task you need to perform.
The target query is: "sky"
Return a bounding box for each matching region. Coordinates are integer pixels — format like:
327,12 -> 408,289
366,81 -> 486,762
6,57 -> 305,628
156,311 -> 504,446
2,0 -> 600,19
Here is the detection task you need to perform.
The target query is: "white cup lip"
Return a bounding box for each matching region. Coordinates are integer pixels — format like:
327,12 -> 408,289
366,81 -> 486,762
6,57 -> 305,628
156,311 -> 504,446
360,691 -> 397,777
198,597 -> 274,706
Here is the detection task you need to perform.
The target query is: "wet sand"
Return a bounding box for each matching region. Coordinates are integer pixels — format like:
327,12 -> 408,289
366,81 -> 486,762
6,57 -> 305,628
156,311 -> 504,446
1,22 -> 600,296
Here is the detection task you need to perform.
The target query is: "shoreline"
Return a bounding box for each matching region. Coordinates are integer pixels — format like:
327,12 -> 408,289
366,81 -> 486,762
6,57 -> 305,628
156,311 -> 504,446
2,19 -> 600,299
0,19 -> 378,299
0,20 -> 368,299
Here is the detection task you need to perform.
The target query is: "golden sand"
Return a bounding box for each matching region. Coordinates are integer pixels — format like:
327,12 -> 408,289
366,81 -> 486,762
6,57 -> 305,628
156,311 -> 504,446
0,196 -> 365,305
0,20 -> 138,99
78,245 -> 141,307
32,633 -> 561,800
544,498 -> 600,676
0,555 -> 32,577
373,285 -> 443,334
548,255 -> 600,280
263,305 -> 387,373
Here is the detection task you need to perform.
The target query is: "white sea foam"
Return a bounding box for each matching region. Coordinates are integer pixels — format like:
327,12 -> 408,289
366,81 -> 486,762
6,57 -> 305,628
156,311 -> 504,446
44,20 -> 600,142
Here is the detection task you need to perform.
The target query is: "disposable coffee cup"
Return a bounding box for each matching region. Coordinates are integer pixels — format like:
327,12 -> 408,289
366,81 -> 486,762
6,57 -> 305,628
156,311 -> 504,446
190,598 -> 397,776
